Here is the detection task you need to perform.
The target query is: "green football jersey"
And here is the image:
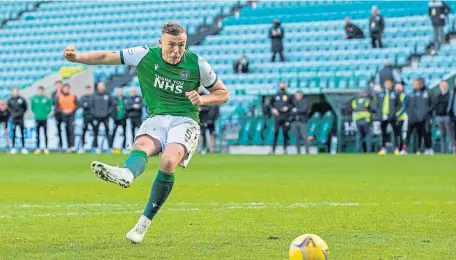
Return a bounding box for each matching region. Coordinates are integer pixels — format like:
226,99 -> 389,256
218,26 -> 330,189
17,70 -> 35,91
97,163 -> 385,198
120,45 -> 218,123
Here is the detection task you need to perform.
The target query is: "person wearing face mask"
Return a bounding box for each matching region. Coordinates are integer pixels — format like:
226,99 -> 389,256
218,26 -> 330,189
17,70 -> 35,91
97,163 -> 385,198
369,5 -> 385,48
269,19 -> 285,62
344,16 -> 364,39
377,79 -> 401,156
270,82 -> 292,154
403,79 -> 434,155
428,0 -> 451,53
233,55 -> 249,74
433,79 -> 455,153
290,91 -> 310,154
352,90 -> 374,153
394,82 -> 407,155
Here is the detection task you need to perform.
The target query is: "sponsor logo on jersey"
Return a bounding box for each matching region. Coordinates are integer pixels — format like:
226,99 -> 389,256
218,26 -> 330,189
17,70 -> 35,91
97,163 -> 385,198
179,69 -> 190,80
154,75 -> 184,94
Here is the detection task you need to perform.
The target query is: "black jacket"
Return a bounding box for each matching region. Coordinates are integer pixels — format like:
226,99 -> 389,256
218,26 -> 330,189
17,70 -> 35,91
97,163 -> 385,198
434,91 -> 451,116
92,92 -> 113,118
369,14 -> 385,36
7,96 -> 27,120
450,90 -> 456,118
406,87 -> 433,123
377,89 -> 400,120
0,108 -> 10,122
291,97 -> 310,122
269,25 -> 284,52
125,96 -> 143,119
51,90 -> 61,119
199,105 -> 220,124
79,94 -> 93,119
345,23 -> 364,39
429,0 -> 451,27
271,91 -> 293,121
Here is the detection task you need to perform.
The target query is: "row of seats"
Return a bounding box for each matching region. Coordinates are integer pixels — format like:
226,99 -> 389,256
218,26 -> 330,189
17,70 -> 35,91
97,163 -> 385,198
0,1 -> 37,22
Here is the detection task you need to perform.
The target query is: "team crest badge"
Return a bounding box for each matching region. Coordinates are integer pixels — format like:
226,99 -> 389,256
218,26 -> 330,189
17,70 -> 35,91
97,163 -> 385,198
179,69 -> 190,80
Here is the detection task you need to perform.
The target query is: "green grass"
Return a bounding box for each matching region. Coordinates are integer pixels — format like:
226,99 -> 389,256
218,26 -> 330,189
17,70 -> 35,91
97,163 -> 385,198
0,154 -> 455,260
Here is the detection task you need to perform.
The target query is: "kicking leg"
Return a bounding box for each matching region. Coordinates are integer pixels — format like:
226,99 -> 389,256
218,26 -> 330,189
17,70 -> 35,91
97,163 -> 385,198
127,143 -> 184,244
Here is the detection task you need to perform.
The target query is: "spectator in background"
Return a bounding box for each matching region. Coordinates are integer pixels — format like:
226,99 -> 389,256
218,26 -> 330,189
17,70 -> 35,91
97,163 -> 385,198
434,80 -> 455,153
369,5 -> 385,48
428,0 -> 451,53
375,60 -> 401,89
92,82 -> 113,153
0,100 -> 10,150
31,86 -> 52,155
233,55 -> 249,73
271,82 -> 292,154
352,90 -> 373,153
111,87 -> 127,152
269,18 -> 285,62
394,82 -> 407,155
378,80 -> 400,156
290,91 -> 310,154
8,87 -> 28,154
198,87 -> 219,154
51,80 -> 63,124
450,80 -> 456,154
344,17 -> 364,39
403,79 -> 433,155
56,84 -> 77,153
78,85 -> 94,153
125,87 -> 143,144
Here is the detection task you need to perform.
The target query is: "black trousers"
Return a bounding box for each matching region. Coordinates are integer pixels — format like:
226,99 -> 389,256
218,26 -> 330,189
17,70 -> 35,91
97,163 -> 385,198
405,120 -> 432,151
272,118 -> 290,152
57,114 -> 75,149
35,119 -> 48,149
393,120 -> 404,150
271,51 -> 285,62
12,118 -> 25,148
81,118 -> 94,148
111,119 -> 127,149
371,35 -> 383,48
93,117 -> 111,148
200,122 -> 216,151
380,119 -> 402,149
130,117 -> 142,143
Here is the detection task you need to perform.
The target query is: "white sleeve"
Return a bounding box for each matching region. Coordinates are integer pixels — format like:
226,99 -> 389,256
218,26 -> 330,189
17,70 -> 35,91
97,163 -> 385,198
198,56 -> 218,89
120,46 -> 148,66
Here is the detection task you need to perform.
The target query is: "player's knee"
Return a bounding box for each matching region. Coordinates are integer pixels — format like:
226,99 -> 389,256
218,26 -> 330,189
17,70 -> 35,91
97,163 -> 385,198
160,154 -> 180,173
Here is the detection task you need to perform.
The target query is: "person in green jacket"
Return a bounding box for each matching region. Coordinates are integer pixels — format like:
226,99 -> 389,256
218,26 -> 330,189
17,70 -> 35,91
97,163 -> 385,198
31,86 -> 52,154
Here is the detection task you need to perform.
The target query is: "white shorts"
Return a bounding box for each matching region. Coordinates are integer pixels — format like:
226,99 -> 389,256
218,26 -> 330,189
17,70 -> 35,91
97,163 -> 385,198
135,115 -> 200,168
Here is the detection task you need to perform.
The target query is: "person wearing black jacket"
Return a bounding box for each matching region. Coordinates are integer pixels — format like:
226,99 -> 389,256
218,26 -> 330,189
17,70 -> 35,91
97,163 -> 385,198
434,80 -> 455,153
51,80 -> 63,134
450,85 -> 456,154
8,87 -> 28,154
0,100 -> 10,150
269,19 -> 285,62
428,0 -> 451,52
78,85 -> 94,153
377,80 -> 401,155
271,82 -> 293,154
111,87 -> 127,151
403,79 -> 434,155
344,17 -> 364,39
198,88 -> 220,154
290,91 -> 310,154
92,82 -> 113,152
125,87 -> 143,143
369,6 -> 385,48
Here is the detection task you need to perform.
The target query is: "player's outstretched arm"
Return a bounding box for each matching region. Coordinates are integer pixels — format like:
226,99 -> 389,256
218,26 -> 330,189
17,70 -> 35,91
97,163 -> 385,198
63,45 -> 121,65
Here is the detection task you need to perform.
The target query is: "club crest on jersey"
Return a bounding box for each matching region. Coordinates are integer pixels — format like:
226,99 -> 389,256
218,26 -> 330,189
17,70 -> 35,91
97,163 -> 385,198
155,64 -> 159,71
179,69 -> 190,80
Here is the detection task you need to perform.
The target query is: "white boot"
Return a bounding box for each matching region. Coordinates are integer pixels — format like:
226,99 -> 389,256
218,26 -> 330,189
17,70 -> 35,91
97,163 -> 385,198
126,215 -> 151,244
91,161 -> 134,188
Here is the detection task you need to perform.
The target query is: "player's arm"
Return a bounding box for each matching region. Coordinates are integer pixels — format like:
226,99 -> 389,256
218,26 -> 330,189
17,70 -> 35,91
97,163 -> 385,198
63,45 -> 121,65
200,80 -> 229,106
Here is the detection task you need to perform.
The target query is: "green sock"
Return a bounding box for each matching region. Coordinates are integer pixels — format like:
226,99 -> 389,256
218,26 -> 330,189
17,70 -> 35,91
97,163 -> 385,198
123,150 -> 148,178
143,170 -> 175,220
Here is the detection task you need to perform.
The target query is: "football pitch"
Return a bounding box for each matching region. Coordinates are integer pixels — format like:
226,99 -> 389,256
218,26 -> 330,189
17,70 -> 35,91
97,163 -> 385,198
0,154 -> 455,260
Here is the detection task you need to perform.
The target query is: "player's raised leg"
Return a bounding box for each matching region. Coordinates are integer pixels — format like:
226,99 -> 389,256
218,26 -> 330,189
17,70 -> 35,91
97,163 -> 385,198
91,135 -> 161,188
126,143 -> 184,243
